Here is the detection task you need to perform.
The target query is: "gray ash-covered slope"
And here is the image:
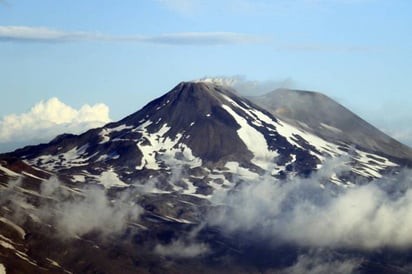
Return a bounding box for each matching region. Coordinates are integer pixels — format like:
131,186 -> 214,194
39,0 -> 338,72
250,88 -> 412,164
6,81 -> 408,194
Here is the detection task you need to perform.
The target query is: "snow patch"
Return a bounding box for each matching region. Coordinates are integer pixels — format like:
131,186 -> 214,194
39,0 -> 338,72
21,171 -> 46,181
135,121 -> 202,171
30,144 -> 97,171
225,162 -> 260,181
222,104 -> 278,169
0,238 -> 15,250
275,119 -> 342,157
0,217 -> 26,239
97,170 -> 129,188
320,122 -> 342,133
0,263 -> 6,274
46,258 -> 61,268
99,124 -> 133,144
0,165 -> 20,177
72,175 -> 86,183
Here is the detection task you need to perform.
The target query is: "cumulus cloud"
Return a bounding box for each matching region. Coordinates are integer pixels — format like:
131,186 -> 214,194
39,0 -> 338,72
0,97 -> 110,152
0,26 -> 260,45
208,159 -> 412,250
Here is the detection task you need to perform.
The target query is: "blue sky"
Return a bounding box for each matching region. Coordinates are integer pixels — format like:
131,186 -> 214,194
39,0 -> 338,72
0,0 -> 411,151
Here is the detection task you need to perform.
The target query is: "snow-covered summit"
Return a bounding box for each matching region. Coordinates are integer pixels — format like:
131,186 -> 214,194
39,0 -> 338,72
1,81 -> 412,274
6,81 -> 407,196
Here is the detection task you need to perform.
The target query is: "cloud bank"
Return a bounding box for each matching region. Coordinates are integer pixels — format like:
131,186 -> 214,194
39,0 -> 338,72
281,250 -> 362,274
0,26 -> 259,45
0,97 -> 110,152
2,177 -> 142,238
208,160 -> 412,250
38,177 -> 142,238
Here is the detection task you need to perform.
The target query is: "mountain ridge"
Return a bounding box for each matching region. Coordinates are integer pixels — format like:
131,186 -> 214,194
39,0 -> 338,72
249,88 -> 412,163
1,81 -> 412,273
4,81 -> 407,190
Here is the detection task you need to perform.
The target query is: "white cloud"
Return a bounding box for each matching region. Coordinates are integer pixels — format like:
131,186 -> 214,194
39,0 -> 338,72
147,32 -> 261,45
0,97 -> 111,152
39,177 -> 142,238
282,251 -> 362,274
0,26 -> 260,45
194,76 -> 295,96
2,177 -> 142,238
208,158 -> 412,250
0,26 -> 105,42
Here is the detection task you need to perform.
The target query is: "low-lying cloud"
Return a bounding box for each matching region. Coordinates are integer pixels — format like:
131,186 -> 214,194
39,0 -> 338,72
1,177 -> 142,238
0,26 -> 260,45
38,178 -> 142,238
281,250 -> 362,274
154,240 -> 209,258
208,161 -> 412,250
0,97 -> 110,152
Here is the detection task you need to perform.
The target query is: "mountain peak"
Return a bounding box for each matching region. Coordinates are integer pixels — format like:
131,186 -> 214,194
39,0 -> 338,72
191,77 -> 237,87
249,88 -> 412,162
2,81 -> 412,274
8,81 -> 410,189
174,81 -> 224,96
173,80 -> 238,100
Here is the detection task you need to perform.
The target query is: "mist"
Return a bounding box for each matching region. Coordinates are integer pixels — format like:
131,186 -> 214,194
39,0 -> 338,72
154,240 -> 209,258
281,249 -> 362,274
197,75 -> 294,95
207,158 -> 412,250
232,76 -> 294,96
1,177 -> 142,239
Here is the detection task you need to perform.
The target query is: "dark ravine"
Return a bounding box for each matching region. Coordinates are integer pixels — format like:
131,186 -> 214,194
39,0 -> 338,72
0,81 -> 412,274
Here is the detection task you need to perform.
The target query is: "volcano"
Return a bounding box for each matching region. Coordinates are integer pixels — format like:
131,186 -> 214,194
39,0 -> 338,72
0,81 -> 411,273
